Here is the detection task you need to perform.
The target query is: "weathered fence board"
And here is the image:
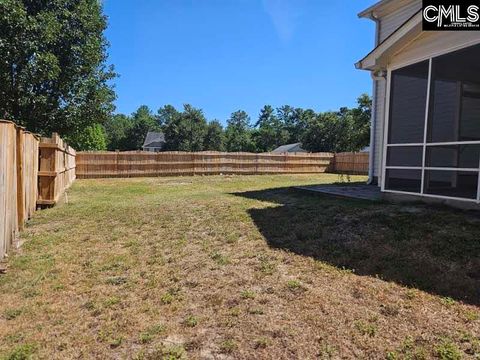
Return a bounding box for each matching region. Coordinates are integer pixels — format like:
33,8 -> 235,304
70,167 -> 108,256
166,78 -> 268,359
38,133 -> 76,206
0,121 -> 41,259
76,151 -> 334,178
331,152 -> 369,175
0,121 -> 18,259
17,128 -> 39,230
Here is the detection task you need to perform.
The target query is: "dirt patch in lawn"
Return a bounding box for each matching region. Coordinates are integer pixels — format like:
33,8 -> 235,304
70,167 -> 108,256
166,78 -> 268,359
0,174 -> 478,359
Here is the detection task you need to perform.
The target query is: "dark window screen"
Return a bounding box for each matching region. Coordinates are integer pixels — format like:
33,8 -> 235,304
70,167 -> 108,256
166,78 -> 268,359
386,146 -> 423,167
428,44 -> 480,142
424,170 -> 478,199
388,61 -> 429,144
426,145 -> 480,169
385,169 -> 422,193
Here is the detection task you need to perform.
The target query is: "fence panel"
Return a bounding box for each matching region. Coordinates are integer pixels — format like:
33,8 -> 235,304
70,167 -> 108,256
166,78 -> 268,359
0,121 -> 42,259
76,151 -> 335,178
331,152 -> 369,175
17,130 -> 39,230
0,124 -> 74,260
38,133 -> 76,206
0,121 -> 18,259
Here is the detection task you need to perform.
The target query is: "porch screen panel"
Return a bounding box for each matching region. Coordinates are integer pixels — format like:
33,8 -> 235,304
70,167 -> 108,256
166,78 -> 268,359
385,169 -> 422,193
424,171 -> 478,199
387,146 -> 423,167
428,44 -> 480,143
384,43 -> 480,202
388,61 -> 429,144
385,61 -> 429,194
426,145 -> 480,168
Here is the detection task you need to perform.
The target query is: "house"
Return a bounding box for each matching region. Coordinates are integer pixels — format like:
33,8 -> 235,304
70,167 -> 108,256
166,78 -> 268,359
357,0 -> 480,208
142,132 -> 165,152
272,143 -> 307,154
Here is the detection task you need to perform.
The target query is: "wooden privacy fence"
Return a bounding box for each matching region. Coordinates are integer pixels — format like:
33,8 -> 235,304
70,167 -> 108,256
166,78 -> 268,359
0,121 -> 76,260
76,151 -> 334,178
38,133 -> 76,206
331,152 -> 369,175
0,121 -> 39,259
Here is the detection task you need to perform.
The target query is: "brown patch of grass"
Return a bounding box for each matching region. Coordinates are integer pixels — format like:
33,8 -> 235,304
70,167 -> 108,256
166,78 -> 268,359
0,174 -> 478,359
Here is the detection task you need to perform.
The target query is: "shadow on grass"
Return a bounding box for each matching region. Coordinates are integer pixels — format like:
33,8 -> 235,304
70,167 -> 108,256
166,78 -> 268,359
232,186 -> 480,306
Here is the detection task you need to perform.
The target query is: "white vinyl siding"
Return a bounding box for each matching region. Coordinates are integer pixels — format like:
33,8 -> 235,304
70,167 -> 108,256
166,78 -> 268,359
378,0 -> 421,42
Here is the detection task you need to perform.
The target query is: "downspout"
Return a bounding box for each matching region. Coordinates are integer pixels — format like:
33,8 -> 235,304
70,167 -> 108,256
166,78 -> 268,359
367,12 -> 381,185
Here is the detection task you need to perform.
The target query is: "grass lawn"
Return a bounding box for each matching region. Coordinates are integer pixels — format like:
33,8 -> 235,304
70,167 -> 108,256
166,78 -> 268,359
0,174 -> 479,359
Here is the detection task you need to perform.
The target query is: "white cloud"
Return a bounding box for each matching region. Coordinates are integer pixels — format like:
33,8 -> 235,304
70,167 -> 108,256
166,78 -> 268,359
262,0 -> 302,43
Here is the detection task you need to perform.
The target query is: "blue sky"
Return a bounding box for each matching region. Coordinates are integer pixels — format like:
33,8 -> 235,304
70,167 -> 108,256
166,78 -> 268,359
103,0 -> 376,124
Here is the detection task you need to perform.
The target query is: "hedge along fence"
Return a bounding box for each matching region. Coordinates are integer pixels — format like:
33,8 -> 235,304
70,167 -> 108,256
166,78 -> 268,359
38,133 -> 76,206
0,121 -> 75,260
76,151 -> 335,178
330,152 -> 369,175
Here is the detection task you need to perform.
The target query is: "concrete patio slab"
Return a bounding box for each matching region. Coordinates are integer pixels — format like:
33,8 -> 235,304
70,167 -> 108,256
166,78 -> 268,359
295,184 -> 381,201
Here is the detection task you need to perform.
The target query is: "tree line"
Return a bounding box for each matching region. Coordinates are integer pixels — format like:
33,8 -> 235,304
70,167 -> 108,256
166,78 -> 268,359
0,1 -> 371,154
89,93 -> 371,153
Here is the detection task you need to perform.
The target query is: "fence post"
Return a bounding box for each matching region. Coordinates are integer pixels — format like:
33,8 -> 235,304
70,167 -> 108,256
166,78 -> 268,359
192,152 -> 195,176
115,150 -> 119,177
15,128 -> 25,230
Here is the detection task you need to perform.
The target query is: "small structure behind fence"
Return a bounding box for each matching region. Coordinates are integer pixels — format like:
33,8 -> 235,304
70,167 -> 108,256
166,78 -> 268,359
76,151 -> 334,178
330,152 -> 369,175
0,121 -> 75,260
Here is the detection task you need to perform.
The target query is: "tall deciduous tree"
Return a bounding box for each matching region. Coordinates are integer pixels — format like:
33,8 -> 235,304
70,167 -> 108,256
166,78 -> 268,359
104,114 -> 132,151
301,94 -> 372,153
225,110 -> 255,152
0,0 -> 116,140
300,112 -> 341,152
204,120 -> 225,151
123,105 -> 159,150
164,104 -> 207,151
157,105 -> 179,130
71,123 -> 107,151
276,105 -> 304,144
255,105 -> 289,152
349,93 -> 372,151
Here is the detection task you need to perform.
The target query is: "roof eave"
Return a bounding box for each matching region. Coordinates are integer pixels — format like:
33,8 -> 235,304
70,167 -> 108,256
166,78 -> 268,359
357,0 -> 391,18
355,11 -> 422,71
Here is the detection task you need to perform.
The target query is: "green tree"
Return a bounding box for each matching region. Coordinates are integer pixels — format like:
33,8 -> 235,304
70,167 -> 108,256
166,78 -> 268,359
69,123 -> 107,151
204,120 -> 225,151
225,110 -> 255,152
301,112 -> 342,152
276,105 -> 305,144
255,105 -> 289,152
300,94 -> 372,153
349,93 -> 372,151
157,105 -> 179,129
0,0 -> 116,140
123,105 -> 159,150
164,104 -> 207,151
104,114 -> 132,150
